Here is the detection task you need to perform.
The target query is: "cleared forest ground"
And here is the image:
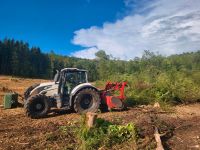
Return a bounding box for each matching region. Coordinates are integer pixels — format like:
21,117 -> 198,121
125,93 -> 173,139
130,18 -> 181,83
0,76 -> 199,150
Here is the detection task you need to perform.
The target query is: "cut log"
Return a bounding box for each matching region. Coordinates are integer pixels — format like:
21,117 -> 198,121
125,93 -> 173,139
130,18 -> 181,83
86,112 -> 97,128
154,127 -> 164,150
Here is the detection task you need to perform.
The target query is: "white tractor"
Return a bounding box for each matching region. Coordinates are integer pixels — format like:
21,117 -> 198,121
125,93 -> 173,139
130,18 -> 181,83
24,68 -> 100,118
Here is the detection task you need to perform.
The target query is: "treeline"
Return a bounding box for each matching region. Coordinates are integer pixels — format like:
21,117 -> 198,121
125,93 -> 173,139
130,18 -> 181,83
0,39 -> 50,78
0,39 -> 98,80
1,38 -> 200,104
0,38 -> 200,81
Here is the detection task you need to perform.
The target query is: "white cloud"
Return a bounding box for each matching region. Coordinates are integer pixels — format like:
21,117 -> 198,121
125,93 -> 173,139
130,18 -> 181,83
72,47 -> 99,59
71,0 -> 200,60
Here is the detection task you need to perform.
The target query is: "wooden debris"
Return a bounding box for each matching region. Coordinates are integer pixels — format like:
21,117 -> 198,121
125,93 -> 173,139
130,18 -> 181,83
86,112 -> 97,128
154,127 -> 164,150
16,142 -> 29,145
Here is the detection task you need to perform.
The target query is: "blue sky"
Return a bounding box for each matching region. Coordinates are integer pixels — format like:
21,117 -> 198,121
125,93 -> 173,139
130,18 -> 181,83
0,0 -> 126,55
1,0 -> 200,59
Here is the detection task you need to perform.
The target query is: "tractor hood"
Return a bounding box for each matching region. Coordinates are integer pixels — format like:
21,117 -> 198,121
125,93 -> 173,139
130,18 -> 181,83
30,81 -> 58,97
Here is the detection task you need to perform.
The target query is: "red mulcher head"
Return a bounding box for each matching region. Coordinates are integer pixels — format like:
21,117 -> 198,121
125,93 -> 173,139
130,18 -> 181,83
100,82 -> 127,110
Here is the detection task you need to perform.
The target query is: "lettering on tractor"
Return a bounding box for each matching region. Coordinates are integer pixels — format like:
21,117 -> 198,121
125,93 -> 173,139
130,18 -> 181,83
24,68 -> 127,118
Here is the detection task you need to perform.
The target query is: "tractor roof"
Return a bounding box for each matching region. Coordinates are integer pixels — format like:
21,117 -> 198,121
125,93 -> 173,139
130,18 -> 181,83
61,68 -> 87,72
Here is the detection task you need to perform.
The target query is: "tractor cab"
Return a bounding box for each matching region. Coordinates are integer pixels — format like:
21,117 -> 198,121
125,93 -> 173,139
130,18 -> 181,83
58,68 -> 88,95
54,68 -> 88,83
56,68 -> 89,108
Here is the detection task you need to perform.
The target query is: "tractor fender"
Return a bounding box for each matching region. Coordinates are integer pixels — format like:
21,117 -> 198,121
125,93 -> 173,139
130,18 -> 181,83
69,83 -> 99,106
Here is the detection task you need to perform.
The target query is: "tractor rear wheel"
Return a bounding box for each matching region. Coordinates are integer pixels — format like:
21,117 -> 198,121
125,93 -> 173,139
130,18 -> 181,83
25,94 -> 50,118
74,88 -> 100,114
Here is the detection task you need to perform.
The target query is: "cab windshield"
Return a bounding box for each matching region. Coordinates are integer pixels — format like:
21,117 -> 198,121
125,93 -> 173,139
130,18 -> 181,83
66,71 -> 87,84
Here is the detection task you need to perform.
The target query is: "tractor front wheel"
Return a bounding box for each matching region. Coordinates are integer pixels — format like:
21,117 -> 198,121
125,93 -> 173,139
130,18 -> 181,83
74,88 -> 100,114
25,94 -> 50,118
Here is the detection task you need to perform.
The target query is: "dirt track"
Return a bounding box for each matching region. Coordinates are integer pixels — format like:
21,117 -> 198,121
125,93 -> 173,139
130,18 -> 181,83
0,76 -> 200,149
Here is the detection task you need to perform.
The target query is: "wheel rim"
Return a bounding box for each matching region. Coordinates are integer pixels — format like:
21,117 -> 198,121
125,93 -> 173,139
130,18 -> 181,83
80,94 -> 93,109
31,100 -> 45,113
36,103 -> 43,110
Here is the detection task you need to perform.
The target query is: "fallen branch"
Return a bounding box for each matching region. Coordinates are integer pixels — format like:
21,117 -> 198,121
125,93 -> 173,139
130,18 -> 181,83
154,127 -> 164,150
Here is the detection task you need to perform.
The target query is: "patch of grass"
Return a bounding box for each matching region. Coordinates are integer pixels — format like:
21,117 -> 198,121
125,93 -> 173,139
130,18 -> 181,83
157,101 -> 175,112
45,132 -> 58,141
59,125 -> 69,134
77,117 -> 138,150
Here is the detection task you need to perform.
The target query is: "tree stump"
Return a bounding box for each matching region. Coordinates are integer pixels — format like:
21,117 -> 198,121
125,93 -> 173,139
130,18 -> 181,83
154,102 -> 161,108
86,112 -> 97,128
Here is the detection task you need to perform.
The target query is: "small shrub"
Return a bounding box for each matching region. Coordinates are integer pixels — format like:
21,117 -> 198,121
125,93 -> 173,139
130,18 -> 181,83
106,123 -> 137,147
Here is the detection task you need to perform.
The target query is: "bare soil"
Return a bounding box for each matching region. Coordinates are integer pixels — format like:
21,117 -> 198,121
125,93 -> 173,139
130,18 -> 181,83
0,76 -> 48,105
0,76 -> 199,150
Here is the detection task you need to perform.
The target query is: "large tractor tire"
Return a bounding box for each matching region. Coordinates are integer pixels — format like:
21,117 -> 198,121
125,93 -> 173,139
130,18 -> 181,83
24,84 -> 39,100
25,94 -> 50,119
74,88 -> 100,114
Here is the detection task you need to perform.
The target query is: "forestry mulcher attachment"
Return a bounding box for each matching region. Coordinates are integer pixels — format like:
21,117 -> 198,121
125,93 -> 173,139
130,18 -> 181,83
24,68 -> 127,118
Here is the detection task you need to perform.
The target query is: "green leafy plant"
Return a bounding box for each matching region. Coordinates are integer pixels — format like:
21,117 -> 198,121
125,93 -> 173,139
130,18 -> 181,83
77,117 -> 137,150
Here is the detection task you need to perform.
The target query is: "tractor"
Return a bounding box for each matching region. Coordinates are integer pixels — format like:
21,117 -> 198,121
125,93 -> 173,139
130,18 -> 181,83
24,68 -> 127,118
